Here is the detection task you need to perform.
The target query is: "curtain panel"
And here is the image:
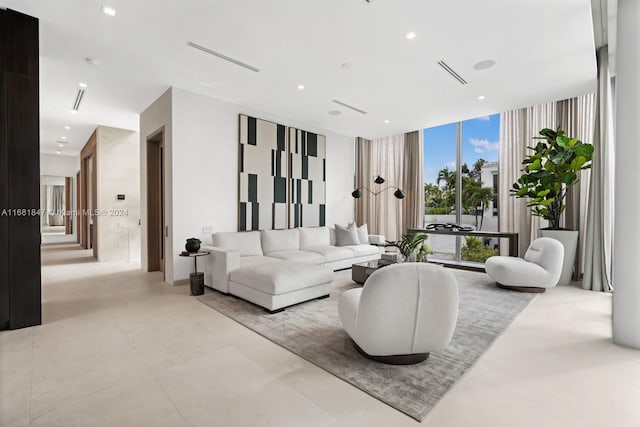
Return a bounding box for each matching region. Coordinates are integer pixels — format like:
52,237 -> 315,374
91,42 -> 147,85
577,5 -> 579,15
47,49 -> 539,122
355,132 -> 423,241
402,131 -> 425,232
583,46 -> 614,292
499,94 -> 597,281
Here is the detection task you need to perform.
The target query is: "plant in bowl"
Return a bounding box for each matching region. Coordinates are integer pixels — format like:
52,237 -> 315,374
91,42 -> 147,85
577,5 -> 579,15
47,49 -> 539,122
387,233 -> 429,262
185,237 -> 202,253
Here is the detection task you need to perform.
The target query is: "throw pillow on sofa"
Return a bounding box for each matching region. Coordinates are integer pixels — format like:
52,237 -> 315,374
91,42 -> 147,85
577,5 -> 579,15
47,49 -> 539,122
346,222 -> 370,245
335,223 -> 361,246
356,223 -> 369,244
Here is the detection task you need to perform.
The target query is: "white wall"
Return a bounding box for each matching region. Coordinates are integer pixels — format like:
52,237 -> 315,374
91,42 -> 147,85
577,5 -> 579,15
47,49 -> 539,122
613,0 -> 640,349
139,89 -> 173,280
40,153 -> 80,243
142,87 -> 355,284
96,126 -> 141,262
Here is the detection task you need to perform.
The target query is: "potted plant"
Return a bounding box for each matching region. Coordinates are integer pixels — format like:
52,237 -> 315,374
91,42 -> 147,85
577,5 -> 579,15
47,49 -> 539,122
387,233 -> 430,262
185,237 -> 202,253
511,126 -> 594,284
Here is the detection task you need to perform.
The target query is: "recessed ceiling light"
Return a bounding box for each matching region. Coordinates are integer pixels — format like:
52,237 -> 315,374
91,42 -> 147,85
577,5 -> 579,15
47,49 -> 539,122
328,110 -> 341,116
61,136 -> 67,140
477,95 -> 486,100
297,84 -> 305,90
101,5 -> 117,16
64,125 -> 71,130
56,150 -> 62,154
384,119 -> 390,124
58,143 -> 65,147
405,32 -> 417,40
78,82 -> 88,88
474,59 -> 496,71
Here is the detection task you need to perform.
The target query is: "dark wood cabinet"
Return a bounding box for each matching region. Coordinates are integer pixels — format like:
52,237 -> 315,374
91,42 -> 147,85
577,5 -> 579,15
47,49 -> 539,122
0,9 -> 41,330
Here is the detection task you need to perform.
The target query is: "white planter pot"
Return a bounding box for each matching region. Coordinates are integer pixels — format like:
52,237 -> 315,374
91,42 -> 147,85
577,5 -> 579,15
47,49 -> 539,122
539,229 -> 579,286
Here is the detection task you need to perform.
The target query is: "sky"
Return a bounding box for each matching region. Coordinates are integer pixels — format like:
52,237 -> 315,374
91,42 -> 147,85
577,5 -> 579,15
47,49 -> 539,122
423,113 -> 500,184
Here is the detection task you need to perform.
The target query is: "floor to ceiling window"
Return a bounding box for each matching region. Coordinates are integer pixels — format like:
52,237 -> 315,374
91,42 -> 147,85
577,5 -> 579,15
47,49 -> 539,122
423,113 -> 500,263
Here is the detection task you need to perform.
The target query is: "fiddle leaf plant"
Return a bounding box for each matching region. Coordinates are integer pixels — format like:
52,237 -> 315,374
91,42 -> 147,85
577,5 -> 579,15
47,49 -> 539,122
511,126 -> 594,230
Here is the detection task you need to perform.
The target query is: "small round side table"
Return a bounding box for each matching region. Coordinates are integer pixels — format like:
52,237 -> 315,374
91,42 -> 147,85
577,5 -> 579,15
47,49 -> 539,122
179,251 -> 210,296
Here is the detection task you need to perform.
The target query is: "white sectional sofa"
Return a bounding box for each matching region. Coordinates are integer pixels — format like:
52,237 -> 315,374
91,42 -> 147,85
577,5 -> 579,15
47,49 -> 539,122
201,226 -> 381,312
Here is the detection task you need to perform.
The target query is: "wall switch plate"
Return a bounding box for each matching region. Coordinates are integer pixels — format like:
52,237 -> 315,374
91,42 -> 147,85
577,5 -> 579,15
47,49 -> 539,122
202,227 -> 213,234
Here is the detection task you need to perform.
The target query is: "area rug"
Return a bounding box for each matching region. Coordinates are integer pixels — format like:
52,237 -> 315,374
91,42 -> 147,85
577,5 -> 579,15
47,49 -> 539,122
198,269 -> 536,421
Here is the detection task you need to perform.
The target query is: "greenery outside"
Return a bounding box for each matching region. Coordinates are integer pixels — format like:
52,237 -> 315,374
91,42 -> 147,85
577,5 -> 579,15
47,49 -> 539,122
424,159 -> 494,230
461,236 -> 498,263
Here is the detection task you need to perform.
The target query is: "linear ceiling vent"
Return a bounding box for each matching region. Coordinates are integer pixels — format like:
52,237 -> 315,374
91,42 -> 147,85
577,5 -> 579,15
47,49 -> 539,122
437,60 -> 467,85
186,41 -> 260,72
332,100 -> 367,115
72,88 -> 85,112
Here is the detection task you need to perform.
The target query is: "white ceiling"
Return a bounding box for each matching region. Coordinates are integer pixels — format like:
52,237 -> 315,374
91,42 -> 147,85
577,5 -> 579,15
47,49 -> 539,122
1,0 -> 597,157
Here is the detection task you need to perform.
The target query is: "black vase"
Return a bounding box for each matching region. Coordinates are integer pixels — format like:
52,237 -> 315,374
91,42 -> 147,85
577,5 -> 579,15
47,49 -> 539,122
185,241 -> 200,253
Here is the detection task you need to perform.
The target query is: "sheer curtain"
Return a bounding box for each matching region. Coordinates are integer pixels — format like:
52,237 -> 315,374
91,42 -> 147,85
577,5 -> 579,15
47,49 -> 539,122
583,46 -> 614,292
499,103 -> 556,256
558,94 -> 597,279
499,95 -> 598,280
402,130 -> 425,232
354,132 -> 423,241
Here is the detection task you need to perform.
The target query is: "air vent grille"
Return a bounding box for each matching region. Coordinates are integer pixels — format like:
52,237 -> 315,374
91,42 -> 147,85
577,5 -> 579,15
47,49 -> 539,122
437,60 -> 468,85
187,41 -> 260,72
72,88 -> 85,112
332,100 -> 367,115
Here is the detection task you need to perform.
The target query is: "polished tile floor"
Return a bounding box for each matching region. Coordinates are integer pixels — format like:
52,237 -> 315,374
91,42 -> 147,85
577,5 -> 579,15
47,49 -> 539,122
1,243 -> 638,426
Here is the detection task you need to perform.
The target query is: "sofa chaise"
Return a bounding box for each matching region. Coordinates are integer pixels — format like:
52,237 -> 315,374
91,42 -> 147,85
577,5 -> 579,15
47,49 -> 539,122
202,226 -> 381,312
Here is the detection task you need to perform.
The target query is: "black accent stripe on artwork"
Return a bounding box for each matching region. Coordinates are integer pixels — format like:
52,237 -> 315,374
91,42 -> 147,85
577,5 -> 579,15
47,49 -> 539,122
251,203 -> 259,230
248,174 -> 257,203
307,133 -> 317,157
275,150 -> 282,177
239,144 -> 244,172
239,203 -> 247,231
320,205 -> 326,226
274,176 -> 286,203
323,159 -> 326,182
277,125 -> 286,151
296,179 -> 302,203
272,203 -> 275,230
302,156 -> 308,179
293,204 -> 301,228
248,116 -> 257,145
289,153 -> 293,180
308,181 -> 313,204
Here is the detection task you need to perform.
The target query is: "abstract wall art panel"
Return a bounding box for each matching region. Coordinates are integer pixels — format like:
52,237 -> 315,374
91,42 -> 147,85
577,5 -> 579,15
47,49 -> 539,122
238,115 -> 288,230
288,127 -> 326,228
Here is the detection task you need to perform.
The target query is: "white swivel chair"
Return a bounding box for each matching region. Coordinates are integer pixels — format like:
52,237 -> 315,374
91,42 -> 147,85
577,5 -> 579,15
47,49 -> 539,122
339,263 -> 458,365
485,237 -> 564,293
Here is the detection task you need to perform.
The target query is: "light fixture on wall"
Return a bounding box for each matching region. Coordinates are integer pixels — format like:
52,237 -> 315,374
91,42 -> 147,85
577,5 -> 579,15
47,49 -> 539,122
351,175 -> 405,200
351,175 -> 405,234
